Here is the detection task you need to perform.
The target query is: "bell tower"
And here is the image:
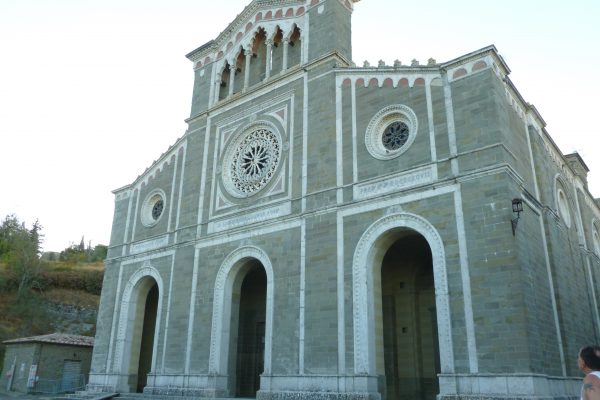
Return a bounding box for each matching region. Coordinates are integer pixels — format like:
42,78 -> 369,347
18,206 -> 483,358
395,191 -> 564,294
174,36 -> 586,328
306,0 -> 358,63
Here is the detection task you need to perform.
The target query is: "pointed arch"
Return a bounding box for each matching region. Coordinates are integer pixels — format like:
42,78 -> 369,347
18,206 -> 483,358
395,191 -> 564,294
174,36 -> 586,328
352,212 -> 454,375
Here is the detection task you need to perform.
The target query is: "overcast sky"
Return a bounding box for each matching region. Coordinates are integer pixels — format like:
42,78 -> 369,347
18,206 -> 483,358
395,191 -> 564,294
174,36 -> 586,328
1,0 -> 598,252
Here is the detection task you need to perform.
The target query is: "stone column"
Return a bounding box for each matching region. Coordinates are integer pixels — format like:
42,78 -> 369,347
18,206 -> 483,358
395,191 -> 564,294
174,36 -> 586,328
282,39 -> 289,72
244,50 -> 252,90
265,39 -> 273,80
228,64 -> 236,96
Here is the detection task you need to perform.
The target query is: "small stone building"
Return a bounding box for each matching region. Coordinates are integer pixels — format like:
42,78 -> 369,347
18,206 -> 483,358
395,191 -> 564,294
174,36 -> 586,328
1,333 -> 93,394
87,0 -> 600,399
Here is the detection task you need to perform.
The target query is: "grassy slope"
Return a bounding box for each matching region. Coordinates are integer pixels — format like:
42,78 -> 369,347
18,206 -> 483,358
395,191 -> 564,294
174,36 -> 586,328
0,261 -> 103,361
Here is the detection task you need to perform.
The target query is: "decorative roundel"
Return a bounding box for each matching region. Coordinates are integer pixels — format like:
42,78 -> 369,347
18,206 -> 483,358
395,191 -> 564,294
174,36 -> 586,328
222,123 -> 282,198
141,189 -> 166,227
365,104 -> 418,160
557,188 -> 571,228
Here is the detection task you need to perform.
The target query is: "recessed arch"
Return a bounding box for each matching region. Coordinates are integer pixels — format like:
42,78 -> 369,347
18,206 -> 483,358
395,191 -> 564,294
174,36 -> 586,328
472,60 -> 488,72
452,68 -> 467,80
592,219 -> 600,256
209,246 -> 274,377
352,213 -> 454,376
554,175 -> 573,229
112,264 -> 164,392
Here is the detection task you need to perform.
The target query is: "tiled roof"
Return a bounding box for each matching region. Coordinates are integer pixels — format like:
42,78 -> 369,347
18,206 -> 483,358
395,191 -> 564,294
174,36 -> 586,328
2,333 -> 94,347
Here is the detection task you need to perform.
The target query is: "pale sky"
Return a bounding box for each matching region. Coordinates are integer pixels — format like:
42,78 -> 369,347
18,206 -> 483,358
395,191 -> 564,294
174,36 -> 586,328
0,0 -> 598,252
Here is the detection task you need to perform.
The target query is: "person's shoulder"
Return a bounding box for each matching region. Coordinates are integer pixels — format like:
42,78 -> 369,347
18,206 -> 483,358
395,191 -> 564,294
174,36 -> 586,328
584,372 -> 600,385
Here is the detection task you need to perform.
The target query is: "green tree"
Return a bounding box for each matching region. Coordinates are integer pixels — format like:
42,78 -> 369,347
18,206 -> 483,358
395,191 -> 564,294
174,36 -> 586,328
90,244 -> 108,262
0,215 -> 43,298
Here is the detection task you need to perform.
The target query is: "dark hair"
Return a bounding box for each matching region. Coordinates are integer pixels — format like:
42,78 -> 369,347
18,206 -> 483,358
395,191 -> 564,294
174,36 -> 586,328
580,346 -> 600,370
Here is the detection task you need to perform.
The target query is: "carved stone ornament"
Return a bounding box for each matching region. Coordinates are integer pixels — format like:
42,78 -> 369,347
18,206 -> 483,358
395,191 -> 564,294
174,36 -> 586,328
365,104 -> 418,160
222,122 -> 282,198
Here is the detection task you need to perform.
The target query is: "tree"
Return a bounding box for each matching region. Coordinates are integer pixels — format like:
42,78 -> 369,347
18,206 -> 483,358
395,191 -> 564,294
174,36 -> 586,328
0,215 -> 43,298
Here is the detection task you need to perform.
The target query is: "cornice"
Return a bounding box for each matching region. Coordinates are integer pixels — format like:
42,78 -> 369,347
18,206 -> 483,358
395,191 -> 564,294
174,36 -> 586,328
440,45 -> 509,75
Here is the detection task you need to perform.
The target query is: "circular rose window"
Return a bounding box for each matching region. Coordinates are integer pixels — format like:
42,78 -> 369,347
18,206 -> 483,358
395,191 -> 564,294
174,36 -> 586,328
141,189 -> 166,227
365,104 -> 418,160
222,124 -> 282,198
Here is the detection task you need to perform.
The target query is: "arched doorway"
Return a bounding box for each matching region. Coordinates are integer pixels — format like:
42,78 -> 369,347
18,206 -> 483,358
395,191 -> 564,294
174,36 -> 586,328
378,234 -> 440,400
352,213 -> 454,400
136,282 -> 159,392
113,265 -> 163,394
209,246 -> 274,399
233,262 -> 266,397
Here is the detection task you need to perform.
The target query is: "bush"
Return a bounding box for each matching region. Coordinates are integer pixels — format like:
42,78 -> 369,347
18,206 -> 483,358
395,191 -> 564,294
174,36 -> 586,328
39,270 -> 103,295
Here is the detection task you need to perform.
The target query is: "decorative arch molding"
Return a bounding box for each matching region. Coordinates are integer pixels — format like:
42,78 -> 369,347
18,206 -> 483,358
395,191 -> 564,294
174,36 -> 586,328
352,212 -> 454,375
208,245 -> 274,376
337,74 -> 443,89
112,263 -> 164,375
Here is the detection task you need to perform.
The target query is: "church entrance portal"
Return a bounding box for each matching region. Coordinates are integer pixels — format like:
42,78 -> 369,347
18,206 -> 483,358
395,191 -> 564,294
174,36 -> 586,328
377,234 -> 440,400
232,262 -> 267,398
136,282 -> 158,393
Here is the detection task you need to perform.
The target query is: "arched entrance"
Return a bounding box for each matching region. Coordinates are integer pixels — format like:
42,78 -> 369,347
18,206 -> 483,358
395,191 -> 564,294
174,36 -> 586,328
136,282 -> 159,392
112,265 -> 163,393
209,246 -> 274,398
234,262 -> 266,397
352,213 -> 454,399
378,233 -> 440,400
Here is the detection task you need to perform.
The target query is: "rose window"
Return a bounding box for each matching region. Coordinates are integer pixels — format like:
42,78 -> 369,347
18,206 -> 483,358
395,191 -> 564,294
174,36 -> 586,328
382,121 -> 410,151
365,105 -> 418,160
224,127 -> 282,197
152,199 -> 164,221
141,189 -> 166,227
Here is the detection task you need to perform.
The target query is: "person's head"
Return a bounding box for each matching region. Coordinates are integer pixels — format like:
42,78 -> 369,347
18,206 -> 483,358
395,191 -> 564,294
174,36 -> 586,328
579,346 -> 600,372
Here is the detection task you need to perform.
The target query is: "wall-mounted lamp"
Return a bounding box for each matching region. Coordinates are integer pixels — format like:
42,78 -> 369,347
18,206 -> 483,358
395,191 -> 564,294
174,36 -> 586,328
511,198 -> 524,236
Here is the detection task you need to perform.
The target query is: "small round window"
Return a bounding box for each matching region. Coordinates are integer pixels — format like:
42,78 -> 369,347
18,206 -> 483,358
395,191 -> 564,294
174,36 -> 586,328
141,189 -> 166,227
365,104 -> 418,160
382,121 -> 410,151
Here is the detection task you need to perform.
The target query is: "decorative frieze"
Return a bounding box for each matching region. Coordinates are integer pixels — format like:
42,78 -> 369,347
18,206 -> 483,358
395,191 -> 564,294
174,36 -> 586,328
208,202 -> 291,233
129,235 -> 169,255
353,165 -> 436,201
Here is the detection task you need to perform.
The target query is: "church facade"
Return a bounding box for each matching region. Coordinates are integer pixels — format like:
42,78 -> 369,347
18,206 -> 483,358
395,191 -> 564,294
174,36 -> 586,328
88,0 -> 600,399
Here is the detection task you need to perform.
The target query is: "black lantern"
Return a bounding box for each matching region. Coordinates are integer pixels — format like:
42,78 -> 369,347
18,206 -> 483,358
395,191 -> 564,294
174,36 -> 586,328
511,198 -> 524,236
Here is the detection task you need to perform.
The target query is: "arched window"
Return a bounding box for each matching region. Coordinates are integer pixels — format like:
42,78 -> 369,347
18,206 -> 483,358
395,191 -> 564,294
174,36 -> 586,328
593,222 -> 600,256
557,188 -> 571,228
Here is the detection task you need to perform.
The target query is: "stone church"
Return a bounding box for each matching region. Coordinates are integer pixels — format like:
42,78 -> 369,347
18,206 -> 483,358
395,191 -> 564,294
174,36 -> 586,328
87,0 -> 600,399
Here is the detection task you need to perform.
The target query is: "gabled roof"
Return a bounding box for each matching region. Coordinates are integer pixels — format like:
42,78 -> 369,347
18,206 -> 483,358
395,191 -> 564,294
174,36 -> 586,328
3,333 -> 94,347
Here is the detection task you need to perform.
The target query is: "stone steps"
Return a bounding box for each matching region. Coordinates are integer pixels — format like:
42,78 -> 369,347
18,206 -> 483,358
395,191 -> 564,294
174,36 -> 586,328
52,392 -> 119,400
55,393 -> 248,400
